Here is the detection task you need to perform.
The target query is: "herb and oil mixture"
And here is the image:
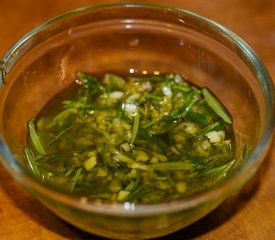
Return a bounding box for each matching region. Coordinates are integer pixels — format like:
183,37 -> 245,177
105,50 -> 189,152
24,72 -> 236,203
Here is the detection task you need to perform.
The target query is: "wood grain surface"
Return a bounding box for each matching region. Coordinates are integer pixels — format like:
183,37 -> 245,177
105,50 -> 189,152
0,0 -> 274,239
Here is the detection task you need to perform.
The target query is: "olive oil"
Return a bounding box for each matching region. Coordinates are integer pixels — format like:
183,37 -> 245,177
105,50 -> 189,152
24,72 -> 236,203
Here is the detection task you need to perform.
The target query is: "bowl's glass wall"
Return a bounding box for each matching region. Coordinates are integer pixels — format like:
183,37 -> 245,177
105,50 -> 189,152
0,4 -> 273,239
36,191 -> 222,239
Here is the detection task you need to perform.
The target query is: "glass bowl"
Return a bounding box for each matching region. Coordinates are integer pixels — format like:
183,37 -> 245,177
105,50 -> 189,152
0,3 -> 274,239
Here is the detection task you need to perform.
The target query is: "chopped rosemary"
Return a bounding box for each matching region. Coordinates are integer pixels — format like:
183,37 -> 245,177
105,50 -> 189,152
28,119 -> 46,155
131,112 -> 140,144
202,88 -> 232,124
24,72 -> 237,204
24,147 -> 40,176
71,168 -> 83,192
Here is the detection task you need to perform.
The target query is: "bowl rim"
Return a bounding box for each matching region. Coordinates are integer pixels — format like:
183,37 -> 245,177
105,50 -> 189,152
0,2 -> 274,216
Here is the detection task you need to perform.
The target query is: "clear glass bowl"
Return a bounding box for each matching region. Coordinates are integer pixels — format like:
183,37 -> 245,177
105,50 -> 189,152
0,3 -> 274,239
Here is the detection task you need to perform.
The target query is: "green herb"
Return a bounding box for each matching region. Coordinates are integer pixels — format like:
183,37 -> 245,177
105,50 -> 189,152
185,111 -> 209,127
71,168 -> 82,192
202,88 -> 232,124
28,119 -> 46,155
24,147 -> 40,176
49,126 -> 72,145
131,112 -> 140,144
125,185 -> 151,202
202,158 -> 236,182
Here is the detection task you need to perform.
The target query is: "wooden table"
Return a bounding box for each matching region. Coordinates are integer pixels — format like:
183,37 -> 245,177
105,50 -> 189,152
0,0 -> 274,239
